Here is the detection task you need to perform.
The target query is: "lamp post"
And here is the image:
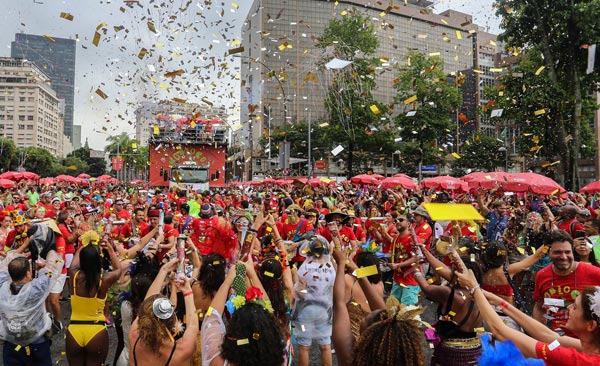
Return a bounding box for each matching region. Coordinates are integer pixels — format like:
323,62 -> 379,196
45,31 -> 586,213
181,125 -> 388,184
391,150 -> 401,176
499,146 -> 508,172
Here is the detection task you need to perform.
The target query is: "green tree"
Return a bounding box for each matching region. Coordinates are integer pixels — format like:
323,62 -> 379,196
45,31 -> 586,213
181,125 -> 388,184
17,147 -> 63,177
105,133 -> 141,176
318,9 -> 392,177
451,134 -> 509,176
394,52 -> 462,179
0,138 -> 17,171
62,156 -> 89,176
68,144 -> 107,177
494,0 -> 600,189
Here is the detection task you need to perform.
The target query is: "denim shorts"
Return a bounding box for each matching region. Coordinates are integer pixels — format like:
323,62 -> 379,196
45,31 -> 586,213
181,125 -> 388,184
292,304 -> 332,346
3,338 -> 52,366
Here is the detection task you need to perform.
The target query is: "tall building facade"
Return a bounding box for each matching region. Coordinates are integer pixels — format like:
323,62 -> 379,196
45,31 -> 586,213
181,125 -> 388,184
0,58 -> 65,156
11,33 -> 76,141
240,0 -> 499,176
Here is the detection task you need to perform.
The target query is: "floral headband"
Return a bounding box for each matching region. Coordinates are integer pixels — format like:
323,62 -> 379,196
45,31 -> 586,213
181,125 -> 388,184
226,263 -> 273,314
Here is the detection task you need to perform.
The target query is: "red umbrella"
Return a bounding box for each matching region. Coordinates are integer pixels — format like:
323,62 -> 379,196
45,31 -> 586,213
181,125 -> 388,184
371,174 -> 385,180
39,177 -> 56,185
77,173 -> 91,179
0,179 -> 15,189
21,171 -> 39,180
580,181 -> 600,194
350,174 -> 379,185
308,177 -> 333,187
56,175 -> 78,183
294,177 -> 308,185
96,174 -> 113,180
421,176 -> 468,192
0,171 -> 23,181
501,172 -> 564,195
462,171 -> 511,190
380,176 -> 417,190
263,177 -> 276,184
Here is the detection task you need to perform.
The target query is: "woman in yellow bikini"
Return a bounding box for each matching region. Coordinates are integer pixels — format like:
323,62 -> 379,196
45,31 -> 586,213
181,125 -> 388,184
66,238 -> 122,366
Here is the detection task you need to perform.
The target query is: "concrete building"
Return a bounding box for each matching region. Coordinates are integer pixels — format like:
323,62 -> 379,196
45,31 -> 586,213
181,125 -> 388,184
134,101 -> 229,146
72,124 -> 82,150
0,58 -> 66,156
240,0 -> 499,176
11,33 -> 77,142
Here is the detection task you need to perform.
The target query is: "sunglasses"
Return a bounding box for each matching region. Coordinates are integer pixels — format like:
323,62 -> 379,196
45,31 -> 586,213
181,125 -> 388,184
396,218 -> 406,223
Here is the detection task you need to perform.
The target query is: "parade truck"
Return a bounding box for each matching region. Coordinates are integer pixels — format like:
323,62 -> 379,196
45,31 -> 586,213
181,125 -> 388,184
148,114 -> 227,190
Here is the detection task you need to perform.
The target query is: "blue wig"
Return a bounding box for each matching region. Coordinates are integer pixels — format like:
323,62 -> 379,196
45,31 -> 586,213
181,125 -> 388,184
478,333 -> 545,366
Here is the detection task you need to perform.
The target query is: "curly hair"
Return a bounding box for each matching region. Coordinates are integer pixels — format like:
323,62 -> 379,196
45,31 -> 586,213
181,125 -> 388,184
221,303 -> 285,366
258,259 -> 289,336
352,318 -> 425,366
79,245 -> 102,293
482,240 -> 508,270
137,294 -> 178,355
198,253 -> 226,298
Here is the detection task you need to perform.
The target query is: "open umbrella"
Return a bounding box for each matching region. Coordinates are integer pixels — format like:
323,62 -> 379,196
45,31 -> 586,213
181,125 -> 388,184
350,174 -> 379,185
580,181 -> 600,194
77,173 -> 91,179
371,174 -> 385,180
501,172 -> 564,195
0,171 -> 23,181
20,171 -> 39,180
462,171 -> 511,190
263,177 -> 276,184
380,176 -> 417,190
421,176 -> 468,192
39,177 -> 56,185
56,175 -> 78,183
0,179 -> 15,189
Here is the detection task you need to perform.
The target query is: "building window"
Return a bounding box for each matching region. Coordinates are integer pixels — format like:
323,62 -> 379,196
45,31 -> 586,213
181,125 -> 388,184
18,124 -> 25,130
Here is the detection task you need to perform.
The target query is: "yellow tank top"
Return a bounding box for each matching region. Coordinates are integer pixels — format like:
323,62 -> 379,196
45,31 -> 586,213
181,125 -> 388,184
70,271 -> 107,323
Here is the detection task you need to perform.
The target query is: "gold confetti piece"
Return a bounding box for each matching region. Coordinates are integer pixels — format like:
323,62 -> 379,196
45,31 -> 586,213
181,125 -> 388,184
237,338 -> 249,345
459,246 -> 467,252
190,121 -> 196,128
164,70 -> 184,78
474,327 -> 485,332
435,267 -> 443,271
138,48 -> 147,60
263,271 -> 274,277
429,52 -> 440,57
440,18 -> 448,25
370,105 -> 381,115
159,84 -> 169,91
473,68 -> 484,74
452,152 -> 461,159
534,109 -> 546,116
490,68 -> 503,72
455,30 -> 462,40
92,32 -> 101,47
403,95 -> 417,104
206,307 -> 214,316
535,66 -> 546,75
228,46 -> 245,55
96,22 -> 107,31
202,98 -> 213,106
95,88 -> 108,99
131,142 -> 137,149
504,5 -> 513,13
427,278 -> 434,284
43,34 -> 56,42
147,21 -> 157,33
355,265 -> 379,278
153,125 -> 159,135
417,34 -> 428,39
460,21 -> 471,27
172,97 -> 187,104
490,40 -> 497,46
449,311 -> 456,316
231,2 -> 239,9
532,135 -> 540,144
60,12 -> 74,21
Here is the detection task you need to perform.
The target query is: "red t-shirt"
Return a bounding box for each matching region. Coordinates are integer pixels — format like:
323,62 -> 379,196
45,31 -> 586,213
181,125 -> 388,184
536,341 -> 600,366
318,226 -> 357,247
277,218 -> 315,262
533,262 -> 600,337
443,222 -> 478,242
413,221 -> 433,250
120,220 -> 150,242
54,231 -> 67,274
391,233 -> 418,286
558,218 -> 584,237
58,224 -> 76,255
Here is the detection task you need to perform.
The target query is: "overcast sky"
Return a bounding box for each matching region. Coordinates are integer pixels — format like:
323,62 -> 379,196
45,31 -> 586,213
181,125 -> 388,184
0,0 -> 500,151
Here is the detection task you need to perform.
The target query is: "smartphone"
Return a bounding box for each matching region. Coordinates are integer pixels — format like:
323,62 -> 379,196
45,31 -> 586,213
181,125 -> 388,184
575,230 -> 586,239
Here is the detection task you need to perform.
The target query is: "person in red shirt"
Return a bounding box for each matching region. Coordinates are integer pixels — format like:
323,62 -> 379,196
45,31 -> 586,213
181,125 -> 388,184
277,204 -> 314,266
118,207 -> 149,248
557,205 -> 585,238
319,210 -> 358,252
48,217 -> 69,332
457,266 -> 600,366
411,205 -> 433,250
110,199 -> 131,220
386,216 -> 421,306
533,230 -> 600,338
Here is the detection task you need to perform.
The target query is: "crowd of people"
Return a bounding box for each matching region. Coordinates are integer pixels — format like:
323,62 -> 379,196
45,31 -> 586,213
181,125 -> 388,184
0,178 -> 600,366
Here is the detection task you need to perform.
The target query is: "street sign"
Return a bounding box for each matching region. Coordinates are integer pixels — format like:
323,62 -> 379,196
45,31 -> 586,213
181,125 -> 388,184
420,165 -> 437,173
315,160 -> 327,170
112,157 -> 124,171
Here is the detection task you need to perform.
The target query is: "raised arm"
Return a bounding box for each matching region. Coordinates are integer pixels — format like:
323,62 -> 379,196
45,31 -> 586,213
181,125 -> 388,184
331,248 -> 353,366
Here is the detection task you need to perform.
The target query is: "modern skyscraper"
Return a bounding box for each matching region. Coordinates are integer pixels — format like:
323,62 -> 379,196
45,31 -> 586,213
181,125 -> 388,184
11,33 -> 76,141
240,0 -> 500,176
